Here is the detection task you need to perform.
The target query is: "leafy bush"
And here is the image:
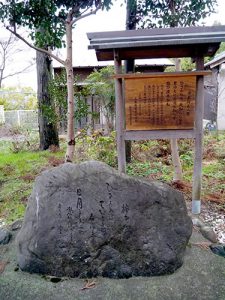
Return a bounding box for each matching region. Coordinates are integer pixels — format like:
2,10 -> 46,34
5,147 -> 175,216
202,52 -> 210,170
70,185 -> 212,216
75,130 -> 117,167
9,130 -> 39,153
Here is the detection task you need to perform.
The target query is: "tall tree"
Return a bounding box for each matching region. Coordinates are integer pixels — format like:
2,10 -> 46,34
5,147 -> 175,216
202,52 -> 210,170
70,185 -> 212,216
0,27 -> 59,150
37,49 -> 59,150
124,0 -> 138,163
0,0 -> 112,162
136,0 -> 217,28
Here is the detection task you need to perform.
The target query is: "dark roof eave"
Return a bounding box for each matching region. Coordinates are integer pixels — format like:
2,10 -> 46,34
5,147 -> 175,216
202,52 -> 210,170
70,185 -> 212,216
87,26 -> 225,60
94,44 -> 220,61
87,26 -> 225,40
88,37 -> 225,50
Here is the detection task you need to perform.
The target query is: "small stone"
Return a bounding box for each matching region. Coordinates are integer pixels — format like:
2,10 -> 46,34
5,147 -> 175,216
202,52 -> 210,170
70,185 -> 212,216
0,228 -> 12,245
210,244 -> 225,258
0,219 -> 5,227
9,219 -> 23,231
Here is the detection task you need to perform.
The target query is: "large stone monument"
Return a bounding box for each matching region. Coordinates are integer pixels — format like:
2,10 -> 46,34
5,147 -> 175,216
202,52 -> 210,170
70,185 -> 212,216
17,161 -> 192,278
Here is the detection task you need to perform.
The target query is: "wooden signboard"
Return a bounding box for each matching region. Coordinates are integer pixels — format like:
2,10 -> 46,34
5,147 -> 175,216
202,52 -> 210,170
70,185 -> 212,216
125,74 -> 196,130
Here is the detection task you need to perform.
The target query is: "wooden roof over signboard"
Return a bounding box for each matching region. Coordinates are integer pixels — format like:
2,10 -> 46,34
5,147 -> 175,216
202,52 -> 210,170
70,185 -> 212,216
205,51 -> 225,68
87,26 -> 225,61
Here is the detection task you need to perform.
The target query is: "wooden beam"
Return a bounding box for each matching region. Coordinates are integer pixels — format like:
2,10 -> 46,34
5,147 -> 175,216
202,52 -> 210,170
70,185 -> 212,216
95,44 -> 220,61
192,57 -> 205,214
114,51 -> 126,173
114,71 -> 211,79
125,130 -> 194,140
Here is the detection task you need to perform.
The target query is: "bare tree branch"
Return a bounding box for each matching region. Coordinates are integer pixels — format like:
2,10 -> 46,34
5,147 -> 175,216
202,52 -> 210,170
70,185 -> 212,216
2,62 -> 34,80
6,26 -> 66,66
0,35 -> 23,64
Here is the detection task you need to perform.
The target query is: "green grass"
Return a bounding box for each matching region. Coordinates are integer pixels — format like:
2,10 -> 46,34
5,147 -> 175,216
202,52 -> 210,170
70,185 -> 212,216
0,137 -> 65,222
0,130 -> 225,223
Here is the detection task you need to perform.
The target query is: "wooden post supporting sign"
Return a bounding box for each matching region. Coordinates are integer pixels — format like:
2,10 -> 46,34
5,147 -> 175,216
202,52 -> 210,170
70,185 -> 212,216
114,51 -> 126,173
192,57 -> 205,214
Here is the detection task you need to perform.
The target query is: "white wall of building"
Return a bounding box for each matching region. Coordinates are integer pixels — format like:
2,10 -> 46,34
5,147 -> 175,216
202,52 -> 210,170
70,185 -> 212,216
217,63 -> 225,130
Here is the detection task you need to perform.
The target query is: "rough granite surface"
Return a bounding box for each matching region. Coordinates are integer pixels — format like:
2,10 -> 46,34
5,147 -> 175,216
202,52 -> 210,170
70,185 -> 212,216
16,161 -> 192,278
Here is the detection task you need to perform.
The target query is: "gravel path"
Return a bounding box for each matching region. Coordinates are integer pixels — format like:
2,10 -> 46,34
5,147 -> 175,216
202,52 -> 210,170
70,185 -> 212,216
187,200 -> 225,243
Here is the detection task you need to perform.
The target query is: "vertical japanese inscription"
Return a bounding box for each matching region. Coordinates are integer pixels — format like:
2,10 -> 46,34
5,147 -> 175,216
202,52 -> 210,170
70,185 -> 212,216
122,203 -> 130,221
58,203 -> 63,234
76,188 -> 83,223
125,75 -> 196,130
160,84 -> 164,124
106,182 -> 114,220
56,189 -> 86,243
89,213 -> 96,238
166,81 -> 170,106
66,206 -> 74,242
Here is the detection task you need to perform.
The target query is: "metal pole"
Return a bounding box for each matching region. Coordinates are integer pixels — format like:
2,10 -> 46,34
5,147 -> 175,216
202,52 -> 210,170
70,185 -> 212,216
192,57 -> 204,214
114,50 -> 126,173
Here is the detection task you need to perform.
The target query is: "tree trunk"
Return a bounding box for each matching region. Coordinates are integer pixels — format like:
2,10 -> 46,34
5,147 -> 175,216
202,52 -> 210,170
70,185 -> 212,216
65,19 -> 75,162
170,58 -> 183,181
36,50 -> 59,150
125,0 -> 137,163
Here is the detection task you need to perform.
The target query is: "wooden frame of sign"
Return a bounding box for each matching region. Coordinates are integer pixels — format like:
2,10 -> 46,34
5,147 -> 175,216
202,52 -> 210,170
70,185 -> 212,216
88,27 -> 225,215
122,72 -> 200,131
114,52 -> 210,214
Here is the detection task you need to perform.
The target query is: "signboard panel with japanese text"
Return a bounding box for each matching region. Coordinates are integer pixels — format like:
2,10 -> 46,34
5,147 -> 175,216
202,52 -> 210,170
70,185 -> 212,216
125,76 -> 196,130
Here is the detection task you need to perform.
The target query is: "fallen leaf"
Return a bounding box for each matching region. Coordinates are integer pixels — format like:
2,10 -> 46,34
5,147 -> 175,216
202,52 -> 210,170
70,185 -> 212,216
81,279 -> 97,291
191,242 -> 211,250
0,260 -> 9,274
